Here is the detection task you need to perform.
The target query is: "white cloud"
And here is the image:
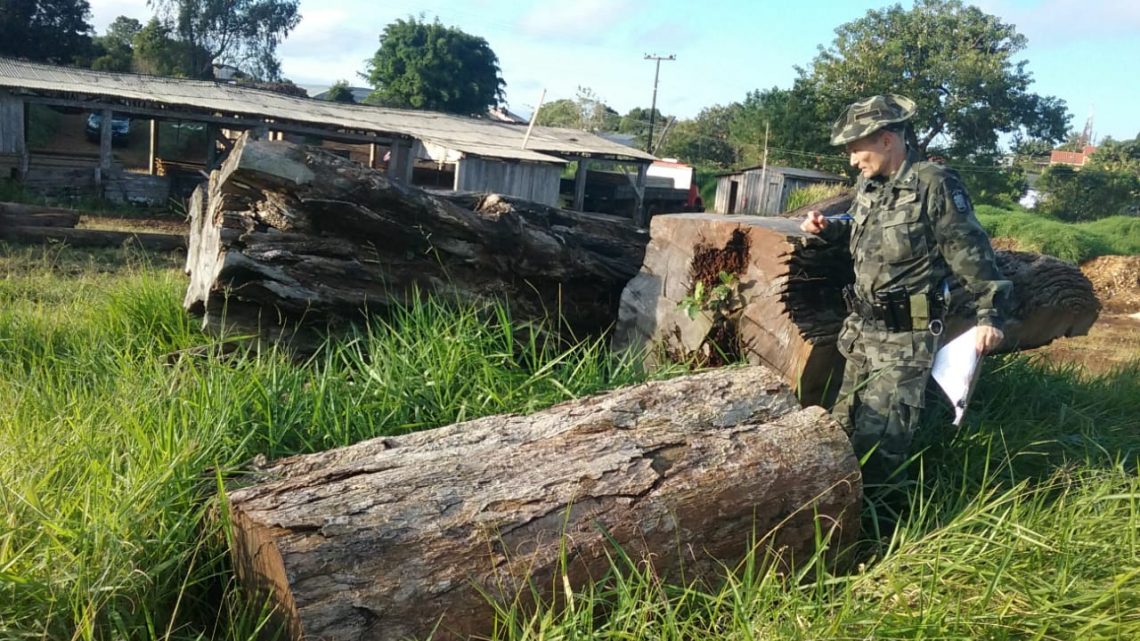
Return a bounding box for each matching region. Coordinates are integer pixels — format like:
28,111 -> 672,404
516,0 -> 639,44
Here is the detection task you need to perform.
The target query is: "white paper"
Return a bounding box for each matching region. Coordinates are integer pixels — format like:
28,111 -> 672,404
931,327 -> 981,425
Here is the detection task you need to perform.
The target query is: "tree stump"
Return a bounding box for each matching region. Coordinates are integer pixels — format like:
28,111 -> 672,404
183,135 -> 648,340
227,366 -> 861,641
613,213 -> 1100,405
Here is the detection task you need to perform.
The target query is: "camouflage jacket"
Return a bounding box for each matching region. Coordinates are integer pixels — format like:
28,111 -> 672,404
820,153 -> 1012,334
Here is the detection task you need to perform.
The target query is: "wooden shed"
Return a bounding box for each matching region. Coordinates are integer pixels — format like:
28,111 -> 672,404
714,165 -> 847,215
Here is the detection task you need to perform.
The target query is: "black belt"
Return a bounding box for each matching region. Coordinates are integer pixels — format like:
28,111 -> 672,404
843,284 -> 945,334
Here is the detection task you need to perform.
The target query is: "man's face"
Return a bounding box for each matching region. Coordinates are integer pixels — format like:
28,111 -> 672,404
845,131 -> 893,179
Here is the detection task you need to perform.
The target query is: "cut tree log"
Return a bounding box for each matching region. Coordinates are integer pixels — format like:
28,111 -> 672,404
0,225 -> 186,251
613,212 -> 1100,405
0,201 -> 82,227
183,135 -> 648,339
227,366 -> 861,641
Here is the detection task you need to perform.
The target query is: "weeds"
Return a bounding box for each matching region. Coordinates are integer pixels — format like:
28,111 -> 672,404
2,245 -> 1138,640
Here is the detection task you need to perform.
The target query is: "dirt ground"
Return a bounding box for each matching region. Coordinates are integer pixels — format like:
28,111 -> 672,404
1026,255 -> 1140,375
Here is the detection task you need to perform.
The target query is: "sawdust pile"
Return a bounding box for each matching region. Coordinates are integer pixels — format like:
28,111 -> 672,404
1080,255 -> 1140,313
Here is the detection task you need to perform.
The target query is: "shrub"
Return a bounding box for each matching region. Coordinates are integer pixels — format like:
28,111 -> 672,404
1036,164 -> 1140,222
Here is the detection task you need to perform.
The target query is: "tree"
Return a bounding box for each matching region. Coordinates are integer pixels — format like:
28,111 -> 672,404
800,0 -> 1069,158
323,80 -> 356,104
0,0 -> 94,64
1037,164 -> 1139,221
532,87 -> 619,132
132,17 -> 193,76
364,17 -> 505,116
657,104 -> 741,169
728,83 -> 841,172
146,0 -> 301,80
90,16 -> 141,72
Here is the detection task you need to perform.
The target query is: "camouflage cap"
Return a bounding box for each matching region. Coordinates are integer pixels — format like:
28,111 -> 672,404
829,94 -> 917,146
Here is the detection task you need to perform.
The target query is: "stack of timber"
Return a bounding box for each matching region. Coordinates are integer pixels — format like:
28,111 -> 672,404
227,366 -> 861,641
0,201 -> 186,251
183,135 -> 647,337
613,208 -> 1100,405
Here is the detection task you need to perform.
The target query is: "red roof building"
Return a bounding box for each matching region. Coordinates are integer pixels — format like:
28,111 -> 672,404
1049,145 -> 1097,168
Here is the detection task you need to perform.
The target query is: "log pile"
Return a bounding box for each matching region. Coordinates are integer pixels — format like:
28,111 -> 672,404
0,201 -> 186,251
227,366 -> 861,641
183,136 -> 647,338
182,138 -> 1099,396
613,212 -> 1100,404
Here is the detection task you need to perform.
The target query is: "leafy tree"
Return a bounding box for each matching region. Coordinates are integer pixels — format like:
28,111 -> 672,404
0,0 -> 94,64
728,83 -> 841,172
364,17 -> 505,115
800,0 -> 1069,158
132,17 -> 194,76
657,104 -> 740,169
533,99 -> 582,128
91,16 -> 141,72
1037,164 -> 1140,221
532,87 -> 619,131
1089,137 -> 1140,175
324,80 -> 356,104
147,0 -> 301,80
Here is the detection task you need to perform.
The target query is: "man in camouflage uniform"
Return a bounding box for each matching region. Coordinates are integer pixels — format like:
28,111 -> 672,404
801,94 -> 1011,485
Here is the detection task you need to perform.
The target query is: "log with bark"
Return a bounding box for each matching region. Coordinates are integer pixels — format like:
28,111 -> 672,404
183,135 -> 648,339
613,211 -> 1100,405
227,366 -> 861,641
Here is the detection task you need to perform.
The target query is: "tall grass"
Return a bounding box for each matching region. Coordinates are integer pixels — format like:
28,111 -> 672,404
3,244 -> 1139,640
784,182 -> 849,213
976,205 -> 1140,262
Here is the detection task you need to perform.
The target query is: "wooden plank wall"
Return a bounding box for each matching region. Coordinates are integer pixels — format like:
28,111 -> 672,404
0,93 -> 24,155
454,157 -> 561,206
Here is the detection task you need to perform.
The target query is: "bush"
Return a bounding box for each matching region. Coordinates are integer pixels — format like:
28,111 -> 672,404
975,205 -> 1140,263
1036,164 -> 1140,222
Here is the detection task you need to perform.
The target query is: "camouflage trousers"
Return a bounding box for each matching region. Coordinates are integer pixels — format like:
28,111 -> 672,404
831,316 -> 937,485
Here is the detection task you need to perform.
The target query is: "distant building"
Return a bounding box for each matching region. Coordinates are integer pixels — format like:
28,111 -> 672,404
1049,145 -> 1097,168
714,165 -> 847,215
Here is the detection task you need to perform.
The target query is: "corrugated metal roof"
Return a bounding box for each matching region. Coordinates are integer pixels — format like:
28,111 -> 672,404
718,164 -> 847,182
0,58 -> 656,165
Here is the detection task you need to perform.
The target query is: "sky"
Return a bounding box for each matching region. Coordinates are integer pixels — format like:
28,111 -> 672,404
86,0 -> 1140,145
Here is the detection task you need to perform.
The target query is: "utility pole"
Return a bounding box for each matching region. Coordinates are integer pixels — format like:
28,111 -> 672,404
643,53 -> 675,154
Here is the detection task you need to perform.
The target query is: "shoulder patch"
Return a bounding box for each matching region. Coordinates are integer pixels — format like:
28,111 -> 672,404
951,189 -> 970,213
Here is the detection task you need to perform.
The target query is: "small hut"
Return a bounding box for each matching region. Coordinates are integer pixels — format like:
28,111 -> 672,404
714,165 -> 847,215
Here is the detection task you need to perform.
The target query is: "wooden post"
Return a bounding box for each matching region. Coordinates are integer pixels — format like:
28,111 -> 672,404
387,139 -> 414,184
633,162 -> 649,226
573,158 -> 588,211
758,121 -> 770,215
19,96 -> 30,179
368,143 -> 378,169
96,108 -> 113,191
206,125 -> 219,169
148,119 -> 159,176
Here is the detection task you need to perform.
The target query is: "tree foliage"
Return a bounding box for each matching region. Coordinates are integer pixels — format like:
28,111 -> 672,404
323,80 -> 356,104
147,0 -> 300,80
657,104 -> 740,169
729,84 -> 842,172
0,0 -> 94,64
1037,164 -> 1140,222
364,17 -> 505,116
532,87 -> 619,131
800,0 -> 1069,158
90,16 -> 141,72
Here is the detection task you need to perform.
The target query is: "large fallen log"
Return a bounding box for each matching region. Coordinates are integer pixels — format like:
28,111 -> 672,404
0,225 -> 186,251
183,135 -> 647,338
0,201 -> 81,227
227,366 -> 861,641
613,213 -> 1100,405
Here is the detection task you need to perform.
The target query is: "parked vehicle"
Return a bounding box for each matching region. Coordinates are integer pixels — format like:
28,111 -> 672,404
85,112 -> 131,145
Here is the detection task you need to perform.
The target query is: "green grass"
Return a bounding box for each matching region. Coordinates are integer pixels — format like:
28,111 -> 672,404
2,244 -> 1139,640
976,205 -> 1140,262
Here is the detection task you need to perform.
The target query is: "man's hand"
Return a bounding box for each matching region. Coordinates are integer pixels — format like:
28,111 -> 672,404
976,326 -> 1005,355
800,210 -> 828,234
